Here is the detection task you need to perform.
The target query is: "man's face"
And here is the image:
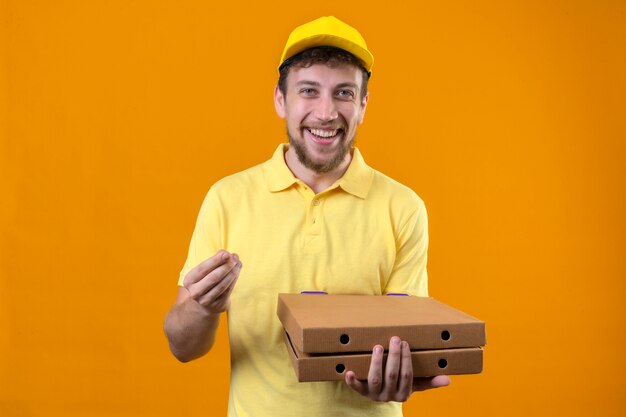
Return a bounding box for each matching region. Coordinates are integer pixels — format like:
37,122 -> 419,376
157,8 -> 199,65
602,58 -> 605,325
274,63 -> 368,174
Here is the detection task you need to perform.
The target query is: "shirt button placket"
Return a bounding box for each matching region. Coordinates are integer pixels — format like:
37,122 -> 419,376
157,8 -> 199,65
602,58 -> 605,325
310,198 -> 321,232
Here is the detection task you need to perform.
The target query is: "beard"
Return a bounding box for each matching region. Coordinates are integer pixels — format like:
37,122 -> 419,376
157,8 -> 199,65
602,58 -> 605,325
287,128 -> 355,174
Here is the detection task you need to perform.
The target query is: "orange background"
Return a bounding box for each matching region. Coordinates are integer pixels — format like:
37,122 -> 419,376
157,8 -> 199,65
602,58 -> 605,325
1,1 -> 625,416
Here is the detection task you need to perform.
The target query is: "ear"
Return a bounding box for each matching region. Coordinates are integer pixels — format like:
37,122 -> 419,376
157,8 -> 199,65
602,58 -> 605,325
358,92 -> 369,124
274,85 -> 286,119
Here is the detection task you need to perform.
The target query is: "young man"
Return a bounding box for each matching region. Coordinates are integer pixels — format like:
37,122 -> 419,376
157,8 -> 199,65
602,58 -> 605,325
164,16 -> 450,416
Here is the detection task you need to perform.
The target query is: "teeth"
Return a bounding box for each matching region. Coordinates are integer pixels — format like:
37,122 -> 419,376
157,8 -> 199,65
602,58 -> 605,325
309,128 -> 338,138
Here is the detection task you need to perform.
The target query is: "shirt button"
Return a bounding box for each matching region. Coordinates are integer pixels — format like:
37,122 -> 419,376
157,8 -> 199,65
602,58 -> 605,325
312,199 -> 320,206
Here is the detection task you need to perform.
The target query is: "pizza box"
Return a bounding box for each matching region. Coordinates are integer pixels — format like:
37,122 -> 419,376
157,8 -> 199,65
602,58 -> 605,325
283,331 -> 483,382
277,293 -> 486,353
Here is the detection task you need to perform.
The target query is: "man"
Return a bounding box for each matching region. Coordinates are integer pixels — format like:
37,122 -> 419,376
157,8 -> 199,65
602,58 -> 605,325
164,16 -> 450,416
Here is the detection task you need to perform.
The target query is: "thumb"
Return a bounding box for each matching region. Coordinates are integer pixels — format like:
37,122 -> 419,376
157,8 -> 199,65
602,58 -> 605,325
345,371 -> 368,396
412,375 -> 450,391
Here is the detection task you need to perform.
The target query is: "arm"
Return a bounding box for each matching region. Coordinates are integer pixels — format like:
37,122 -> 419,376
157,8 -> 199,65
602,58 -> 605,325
164,251 -> 242,362
346,199 -> 450,400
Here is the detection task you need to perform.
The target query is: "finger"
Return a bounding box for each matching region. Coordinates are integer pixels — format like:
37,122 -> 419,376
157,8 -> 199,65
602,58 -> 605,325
205,281 -> 234,312
187,257 -> 238,299
367,345 -> 384,396
381,337 -> 402,398
396,341 -> 413,400
227,253 -> 242,277
193,259 -> 239,303
215,257 -> 242,296
345,371 -> 368,396
431,375 -> 451,388
226,258 -> 242,289
412,375 -> 451,392
196,258 -> 242,307
183,250 -> 231,286
207,260 -> 242,303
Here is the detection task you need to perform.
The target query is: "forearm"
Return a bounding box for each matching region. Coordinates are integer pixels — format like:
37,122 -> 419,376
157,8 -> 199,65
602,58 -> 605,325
165,251 -> 241,362
164,298 -> 221,362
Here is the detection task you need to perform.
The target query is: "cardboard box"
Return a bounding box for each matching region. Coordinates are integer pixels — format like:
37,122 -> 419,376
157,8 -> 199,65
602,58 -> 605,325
277,294 -> 486,353
284,331 -> 483,382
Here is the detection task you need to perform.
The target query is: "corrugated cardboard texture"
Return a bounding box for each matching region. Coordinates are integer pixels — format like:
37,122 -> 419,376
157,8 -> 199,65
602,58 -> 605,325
284,332 -> 483,382
277,294 -> 486,353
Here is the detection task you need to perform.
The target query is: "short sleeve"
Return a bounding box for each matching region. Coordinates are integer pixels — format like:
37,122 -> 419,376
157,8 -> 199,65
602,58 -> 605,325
383,200 -> 429,296
177,187 -> 224,286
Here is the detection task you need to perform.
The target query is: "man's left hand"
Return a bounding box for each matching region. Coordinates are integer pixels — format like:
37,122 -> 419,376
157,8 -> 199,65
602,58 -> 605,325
345,336 -> 451,402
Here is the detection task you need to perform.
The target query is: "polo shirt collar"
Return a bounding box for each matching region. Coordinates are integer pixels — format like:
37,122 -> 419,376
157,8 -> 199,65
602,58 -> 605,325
336,147 -> 373,199
264,143 -> 374,199
264,144 -> 298,192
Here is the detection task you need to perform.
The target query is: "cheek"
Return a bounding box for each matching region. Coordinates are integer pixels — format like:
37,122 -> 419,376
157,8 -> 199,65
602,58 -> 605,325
347,110 -> 361,127
286,106 -> 307,124
357,108 -> 366,124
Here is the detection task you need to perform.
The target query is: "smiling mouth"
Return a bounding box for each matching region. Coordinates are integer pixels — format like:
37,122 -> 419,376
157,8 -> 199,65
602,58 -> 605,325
306,127 -> 343,141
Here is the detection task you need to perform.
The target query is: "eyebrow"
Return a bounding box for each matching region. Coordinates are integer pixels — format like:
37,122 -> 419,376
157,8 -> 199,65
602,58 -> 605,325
335,82 -> 359,90
294,81 -> 358,89
295,81 -> 321,87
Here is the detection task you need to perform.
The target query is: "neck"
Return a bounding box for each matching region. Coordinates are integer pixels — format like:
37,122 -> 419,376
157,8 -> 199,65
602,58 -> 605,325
284,148 -> 352,194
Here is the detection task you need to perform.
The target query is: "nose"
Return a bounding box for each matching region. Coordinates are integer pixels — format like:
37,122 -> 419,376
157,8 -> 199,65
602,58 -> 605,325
314,94 -> 338,122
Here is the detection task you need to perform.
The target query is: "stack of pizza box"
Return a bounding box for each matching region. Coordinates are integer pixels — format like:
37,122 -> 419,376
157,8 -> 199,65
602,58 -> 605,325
277,293 -> 486,382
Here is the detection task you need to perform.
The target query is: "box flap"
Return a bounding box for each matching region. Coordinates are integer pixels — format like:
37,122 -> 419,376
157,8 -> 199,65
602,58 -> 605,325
277,294 -> 486,353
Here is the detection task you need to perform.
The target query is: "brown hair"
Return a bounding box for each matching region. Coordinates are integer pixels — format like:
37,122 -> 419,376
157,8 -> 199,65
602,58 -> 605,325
278,46 -> 370,99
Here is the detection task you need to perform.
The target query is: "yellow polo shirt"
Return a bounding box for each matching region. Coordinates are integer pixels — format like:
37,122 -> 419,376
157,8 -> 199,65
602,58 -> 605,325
179,144 -> 429,417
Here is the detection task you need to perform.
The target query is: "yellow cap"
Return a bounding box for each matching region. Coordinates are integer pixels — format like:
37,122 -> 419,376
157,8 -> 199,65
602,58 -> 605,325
279,16 -> 374,75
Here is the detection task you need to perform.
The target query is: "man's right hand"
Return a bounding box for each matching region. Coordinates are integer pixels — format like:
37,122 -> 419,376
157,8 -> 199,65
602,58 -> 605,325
182,250 -> 242,314
164,250 -> 242,362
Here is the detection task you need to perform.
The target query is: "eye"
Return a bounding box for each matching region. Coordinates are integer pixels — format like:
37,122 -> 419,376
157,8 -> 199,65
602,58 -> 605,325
299,88 -> 317,96
336,89 -> 355,99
